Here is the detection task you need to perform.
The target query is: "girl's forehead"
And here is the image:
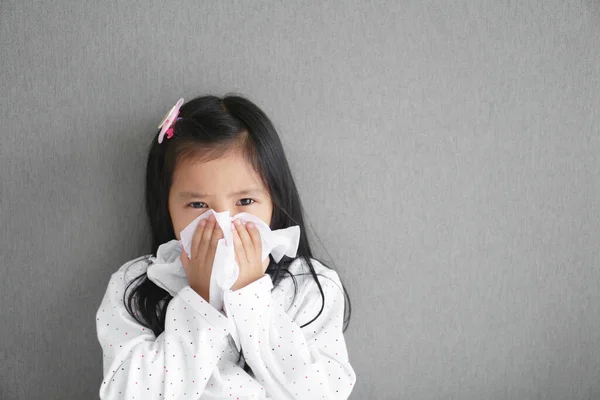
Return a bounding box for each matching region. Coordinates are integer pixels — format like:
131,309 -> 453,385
177,148 -> 251,173
172,150 -> 265,192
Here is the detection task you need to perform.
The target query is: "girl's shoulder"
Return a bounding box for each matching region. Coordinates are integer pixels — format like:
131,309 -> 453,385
97,255 -> 153,317
109,254 -> 153,287
271,257 -> 346,322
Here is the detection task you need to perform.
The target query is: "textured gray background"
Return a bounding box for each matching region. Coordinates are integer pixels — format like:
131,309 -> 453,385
1,1 -> 600,399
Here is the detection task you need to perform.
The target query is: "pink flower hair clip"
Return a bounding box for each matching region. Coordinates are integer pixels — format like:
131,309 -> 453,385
157,98 -> 184,143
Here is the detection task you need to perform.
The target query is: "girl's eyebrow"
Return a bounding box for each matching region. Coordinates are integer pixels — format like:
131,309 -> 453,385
178,189 -> 263,199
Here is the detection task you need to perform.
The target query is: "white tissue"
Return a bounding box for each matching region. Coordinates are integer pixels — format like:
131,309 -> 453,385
179,209 -> 300,312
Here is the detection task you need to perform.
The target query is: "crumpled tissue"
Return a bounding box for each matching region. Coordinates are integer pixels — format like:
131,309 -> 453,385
179,209 -> 300,313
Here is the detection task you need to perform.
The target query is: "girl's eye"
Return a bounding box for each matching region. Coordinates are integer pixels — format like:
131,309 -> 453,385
189,202 -> 207,209
238,198 -> 255,206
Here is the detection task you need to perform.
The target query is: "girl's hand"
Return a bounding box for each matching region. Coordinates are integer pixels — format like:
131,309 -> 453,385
179,214 -> 223,302
230,219 -> 267,291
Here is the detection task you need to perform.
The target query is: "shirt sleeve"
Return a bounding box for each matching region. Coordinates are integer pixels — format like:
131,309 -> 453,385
96,266 -> 231,399
222,266 -> 356,399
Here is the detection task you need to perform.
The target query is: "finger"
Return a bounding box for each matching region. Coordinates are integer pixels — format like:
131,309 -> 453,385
246,222 -> 263,258
191,217 -> 208,260
197,215 -> 217,262
235,220 -> 256,261
238,221 -> 256,260
205,222 -> 223,266
231,222 -> 248,265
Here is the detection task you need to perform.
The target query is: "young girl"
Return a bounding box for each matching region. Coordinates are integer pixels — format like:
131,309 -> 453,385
96,95 -> 356,399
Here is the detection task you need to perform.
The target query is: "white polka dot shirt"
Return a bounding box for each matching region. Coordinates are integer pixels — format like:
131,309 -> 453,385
96,239 -> 356,399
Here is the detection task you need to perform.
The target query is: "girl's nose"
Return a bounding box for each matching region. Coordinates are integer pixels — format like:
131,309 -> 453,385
211,206 -> 233,215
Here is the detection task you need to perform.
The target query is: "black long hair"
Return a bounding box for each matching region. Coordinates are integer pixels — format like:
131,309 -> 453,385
123,94 -> 351,372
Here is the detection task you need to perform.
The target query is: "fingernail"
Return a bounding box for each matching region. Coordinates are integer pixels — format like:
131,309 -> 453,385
199,219 -> 206,226
234,219 -> 241,225
247,222 -> 254,229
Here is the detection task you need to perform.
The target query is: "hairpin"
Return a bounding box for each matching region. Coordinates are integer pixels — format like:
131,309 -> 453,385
157,98 -> 184,143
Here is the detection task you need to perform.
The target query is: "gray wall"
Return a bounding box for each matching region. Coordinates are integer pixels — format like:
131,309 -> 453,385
1,1 -> 599,399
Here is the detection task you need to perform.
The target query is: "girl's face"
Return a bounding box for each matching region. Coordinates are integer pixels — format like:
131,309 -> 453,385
168,146 -> 274,241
